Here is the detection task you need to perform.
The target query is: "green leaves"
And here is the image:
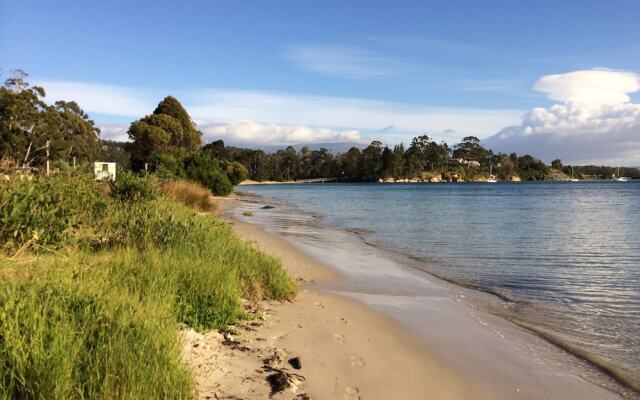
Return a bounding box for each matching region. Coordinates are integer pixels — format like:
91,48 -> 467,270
127,96 -> 202,170
0,73 -> 100,167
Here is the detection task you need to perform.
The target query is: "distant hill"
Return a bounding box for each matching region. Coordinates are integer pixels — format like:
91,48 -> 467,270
256,142 -> 367,154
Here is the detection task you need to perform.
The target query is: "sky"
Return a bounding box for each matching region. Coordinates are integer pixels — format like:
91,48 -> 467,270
2,0 -> 640,164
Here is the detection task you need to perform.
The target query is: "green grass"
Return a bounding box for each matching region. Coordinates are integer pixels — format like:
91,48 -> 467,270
0,173 -> 296,399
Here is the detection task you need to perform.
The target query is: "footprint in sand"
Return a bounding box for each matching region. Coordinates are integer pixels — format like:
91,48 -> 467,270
314,301 -> 325,309
344,386 -> 361,400
332,334 -> 345,344
349,356 -> 366,368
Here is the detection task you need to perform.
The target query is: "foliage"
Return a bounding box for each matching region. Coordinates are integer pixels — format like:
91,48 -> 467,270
153,96 -> 202,151
0,260 -> 192,399
517,154 -> 549,181
0,70 -> 100,167
96,140 -> 131,169
184,153 -> 233,196
109,170 -> 158,202
0,175 -> 296,398
0,174 -> 108,251
222,160 -> 249,185
149,149 -> 187,179
127,96 -> 202,170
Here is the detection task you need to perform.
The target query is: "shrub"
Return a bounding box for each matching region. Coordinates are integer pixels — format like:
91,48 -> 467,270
184,154 -> 233,196
110,171 -> 158,201
150,150 -> 186,180
223,161 -> 249,185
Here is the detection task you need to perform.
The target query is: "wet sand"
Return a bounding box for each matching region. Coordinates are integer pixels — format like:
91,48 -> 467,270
184,195 -> 624,399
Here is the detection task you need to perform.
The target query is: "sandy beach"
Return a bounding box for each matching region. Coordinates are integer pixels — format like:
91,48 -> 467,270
182,216 -> 470,399
181,195 -> 626,399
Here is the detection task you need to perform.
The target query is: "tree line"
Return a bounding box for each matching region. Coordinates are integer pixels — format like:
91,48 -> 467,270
1,70 -> 637,187
206,136 -> 555,182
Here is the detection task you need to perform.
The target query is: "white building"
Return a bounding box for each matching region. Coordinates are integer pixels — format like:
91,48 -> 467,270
94,162 -> 116,181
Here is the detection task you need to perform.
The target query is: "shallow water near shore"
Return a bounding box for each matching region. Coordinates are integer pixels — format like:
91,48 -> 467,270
234,181 -> 640,398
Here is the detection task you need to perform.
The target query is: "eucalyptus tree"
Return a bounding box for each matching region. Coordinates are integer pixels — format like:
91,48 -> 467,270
0,70 -> 100,167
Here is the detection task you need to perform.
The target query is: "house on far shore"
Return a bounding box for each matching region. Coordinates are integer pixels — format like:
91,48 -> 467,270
453,158 -> 481,167
94,162 -> 116,181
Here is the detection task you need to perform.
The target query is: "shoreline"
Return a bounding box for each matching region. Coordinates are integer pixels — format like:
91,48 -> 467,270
184,199 -> 472,399
207,193 -> 630,399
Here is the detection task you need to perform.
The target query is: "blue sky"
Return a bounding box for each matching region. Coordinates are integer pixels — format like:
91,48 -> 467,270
2,0 -> 640,163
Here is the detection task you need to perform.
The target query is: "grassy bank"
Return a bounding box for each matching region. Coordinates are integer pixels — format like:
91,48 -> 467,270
0,174 -> 295,399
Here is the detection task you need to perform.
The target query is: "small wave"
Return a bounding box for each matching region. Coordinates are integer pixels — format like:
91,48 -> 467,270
342,231 -> 516,303
507,318 -> 640,397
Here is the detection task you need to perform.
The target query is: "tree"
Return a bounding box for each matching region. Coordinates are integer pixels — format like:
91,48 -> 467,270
339,147 -> 362,180
551,159 -> 563,169
278,146 -> 299,181
128,96 -> 201,170
517,154 -> 548,181
380,146 -> 394,178
203,139 -> 227,159
127,118 -> 173,168
153,96 -> 202,150
0,71 -> 100,167
361,141 -> 383,181
391,143 -> 405,178
499,154 -> 516,179
453,136 -> 486,163
50,100 -> 101,163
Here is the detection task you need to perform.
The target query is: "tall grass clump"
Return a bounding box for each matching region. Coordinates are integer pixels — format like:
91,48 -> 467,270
160,179 -> 218,213
0,175 -> 108,251
0,254 -> 191,399
0,172 -> 296,399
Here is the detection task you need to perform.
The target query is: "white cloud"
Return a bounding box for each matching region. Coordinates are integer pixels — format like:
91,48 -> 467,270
199,120 -> 362,146
187,89 -> 521,142
533,69 -> 640,105
98,124 -> 129,141
484,69 -> 640,165
40,81 -> 157,117
36,79 -> 522,145
285,45 -> 403,79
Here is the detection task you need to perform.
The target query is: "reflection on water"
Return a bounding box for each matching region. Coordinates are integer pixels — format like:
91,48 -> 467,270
239,181 -> 640,392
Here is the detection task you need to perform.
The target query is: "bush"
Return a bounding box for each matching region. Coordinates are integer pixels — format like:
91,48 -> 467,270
110,171 -> 158,201
150,150 -> 186,180
223,161 -> 249,185
184,154 -> 233,196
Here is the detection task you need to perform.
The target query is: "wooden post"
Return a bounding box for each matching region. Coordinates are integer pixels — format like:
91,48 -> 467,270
46,140 -> 50,176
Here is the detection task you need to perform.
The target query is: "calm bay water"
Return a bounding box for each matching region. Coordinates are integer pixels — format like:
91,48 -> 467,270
241,181 -> 640,391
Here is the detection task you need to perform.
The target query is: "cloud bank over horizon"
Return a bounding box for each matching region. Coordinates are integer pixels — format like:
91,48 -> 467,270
485,69 -> 640,165
39,79 -> 520,147
198,120 -> 364,146
38,69 -> 640,164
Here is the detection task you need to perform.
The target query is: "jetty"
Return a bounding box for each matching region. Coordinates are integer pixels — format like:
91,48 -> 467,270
295,177 -> 337,183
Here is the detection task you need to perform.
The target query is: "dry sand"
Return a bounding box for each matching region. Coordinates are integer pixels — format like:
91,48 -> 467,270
181,217 -> 473,399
